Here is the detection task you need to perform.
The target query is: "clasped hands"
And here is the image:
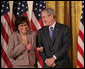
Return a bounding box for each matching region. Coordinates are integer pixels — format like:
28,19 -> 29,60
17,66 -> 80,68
37,46 -> 56,67
45,57 -> 56,67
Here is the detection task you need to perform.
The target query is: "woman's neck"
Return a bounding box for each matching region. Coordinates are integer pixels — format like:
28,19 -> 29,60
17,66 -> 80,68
20,32 -> 27,36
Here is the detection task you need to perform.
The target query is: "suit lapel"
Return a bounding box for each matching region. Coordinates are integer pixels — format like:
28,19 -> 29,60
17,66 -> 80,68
17,31 -> 22,42
44,26 -> 51,45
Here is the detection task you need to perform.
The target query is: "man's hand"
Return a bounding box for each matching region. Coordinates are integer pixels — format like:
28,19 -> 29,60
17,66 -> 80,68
37,46 -> 44,52
45,57 -> 56,67
51,63 -> 56,68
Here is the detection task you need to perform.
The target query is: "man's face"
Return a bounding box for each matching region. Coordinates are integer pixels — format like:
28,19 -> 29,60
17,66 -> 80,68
41,11 -> 52,26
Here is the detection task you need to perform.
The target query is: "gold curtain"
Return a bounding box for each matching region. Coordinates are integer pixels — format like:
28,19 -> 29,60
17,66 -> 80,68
46,1 -> 82,68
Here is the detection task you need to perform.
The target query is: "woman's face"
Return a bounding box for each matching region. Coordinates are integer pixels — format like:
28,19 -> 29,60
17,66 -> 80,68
18,22 -> 28,34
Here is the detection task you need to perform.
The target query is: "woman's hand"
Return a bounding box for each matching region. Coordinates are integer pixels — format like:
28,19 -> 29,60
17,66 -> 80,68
21,35 -> 28,46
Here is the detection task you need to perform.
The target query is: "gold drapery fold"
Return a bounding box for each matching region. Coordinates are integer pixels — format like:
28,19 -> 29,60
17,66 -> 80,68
46,1 -> 82,68
71,1 -> 82,68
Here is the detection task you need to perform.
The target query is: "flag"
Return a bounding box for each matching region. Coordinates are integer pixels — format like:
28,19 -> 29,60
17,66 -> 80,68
31,1 -> 46,34
77,1 -> 84,68
31,1 -> 46,68
13,1 -> 30,29
1,1 -> 13,68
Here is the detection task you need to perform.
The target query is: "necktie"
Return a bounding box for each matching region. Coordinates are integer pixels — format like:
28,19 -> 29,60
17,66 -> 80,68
49,26 -> 53,40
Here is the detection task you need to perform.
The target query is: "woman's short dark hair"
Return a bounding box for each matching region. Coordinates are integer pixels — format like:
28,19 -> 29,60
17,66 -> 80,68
15,16 -> 29,31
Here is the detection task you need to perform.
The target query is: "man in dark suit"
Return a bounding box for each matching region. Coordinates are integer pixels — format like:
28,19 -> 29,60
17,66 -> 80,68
37,8 -> 71,68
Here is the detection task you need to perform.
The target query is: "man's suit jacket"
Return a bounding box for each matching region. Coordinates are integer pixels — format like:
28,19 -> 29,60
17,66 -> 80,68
37,23 -> 71,68
7,30 -> 37,68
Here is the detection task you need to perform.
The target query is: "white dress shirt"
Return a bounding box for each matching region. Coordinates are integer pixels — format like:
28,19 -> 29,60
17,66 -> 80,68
49,22 -> 56,31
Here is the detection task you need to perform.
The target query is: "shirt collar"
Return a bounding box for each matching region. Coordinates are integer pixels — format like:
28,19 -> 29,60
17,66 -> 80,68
49,22 -> 56,30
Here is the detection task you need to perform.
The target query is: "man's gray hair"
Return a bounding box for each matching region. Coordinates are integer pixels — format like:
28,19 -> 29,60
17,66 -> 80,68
41,8 -> 56,19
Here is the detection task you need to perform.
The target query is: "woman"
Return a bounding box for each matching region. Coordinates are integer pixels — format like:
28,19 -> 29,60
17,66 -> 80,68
7,16 -> 37,68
